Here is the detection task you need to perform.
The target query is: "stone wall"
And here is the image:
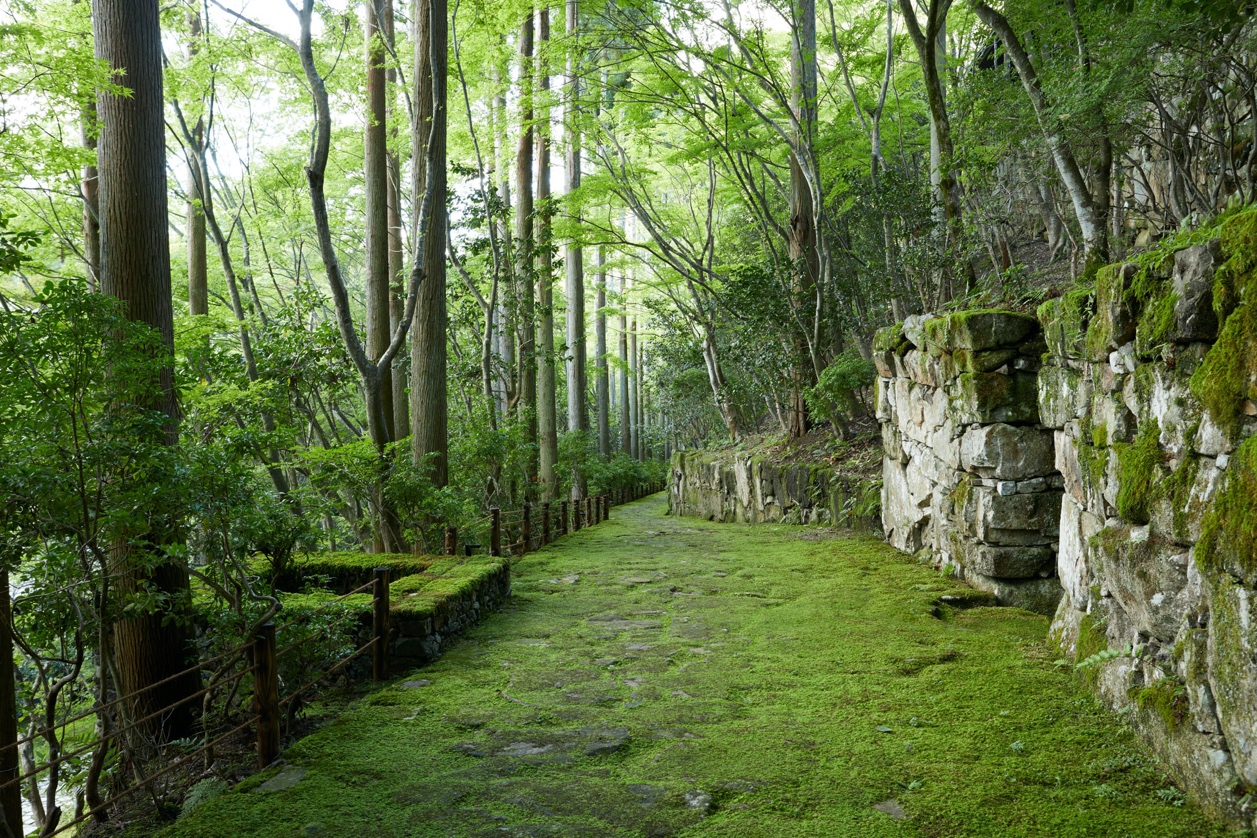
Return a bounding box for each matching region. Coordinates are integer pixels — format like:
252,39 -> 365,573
875,311 -> 1064,615
1038,212 -> 1257,828
388,557 -> 511,667
873,208 -> 1257,828
668,451 -> 880,528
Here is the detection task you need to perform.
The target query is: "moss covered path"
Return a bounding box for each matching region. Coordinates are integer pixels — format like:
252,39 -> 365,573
169,495 -> 1225,837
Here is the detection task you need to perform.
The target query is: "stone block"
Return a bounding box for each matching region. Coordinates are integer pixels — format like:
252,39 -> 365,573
1038,364 -> 1091,429
1173,240 -> 1221,342
963,570 -> 1063,616
950,371 -> 1040,425
1090,263 -> 1139,361
1058,494 -> 1103,611
1091,527 -> 1190,642
964,543 -> 1055,578
959,423 -> 1055,480
1206,574 -> 1257,787
925,310 -> 1040,353
1038,288 -> 1094,361
974,487 -> 1062,544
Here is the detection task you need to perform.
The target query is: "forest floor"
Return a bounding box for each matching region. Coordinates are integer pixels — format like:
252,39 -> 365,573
163,495 -> 1228,838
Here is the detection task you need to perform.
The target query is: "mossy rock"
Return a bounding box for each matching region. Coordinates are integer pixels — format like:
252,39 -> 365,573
952,371 -> 1039,425
923,309 -> 1039,353
872,322 -> 908,353
1196,435 -> 1257,585
1039,287 -> 1096,360
1112,419 -> 1163,525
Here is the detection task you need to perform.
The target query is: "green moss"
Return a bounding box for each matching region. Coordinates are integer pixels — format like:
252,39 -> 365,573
872,322 -> 907,353
949,475 -> 972,513
1113,419 -> 1162,525
1040,287 -> 1096,359
281,552 -> 434,594
1074,613 -> 1110,688
1133,678 -> 1189,732
1091,421 -> 1108,449
1189,208 -> 1257,437
1196,435 -> 1257,584
1160,454 -> 1202,542
161,498 -> 1227,838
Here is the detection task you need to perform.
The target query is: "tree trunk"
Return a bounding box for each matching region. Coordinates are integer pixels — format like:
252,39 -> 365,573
618,270 -> 631,455
787,0 -> 818,441
386,0 -> 411,441
629,317 -> 639,459
185,9 -> 207,316
595,246 -> 610,456
93,0 -> 198,739
536,8 -> 559,500
0,570 -> 19,838
516,9 -> 537,488
410,0 -> 449,486
565,0 -> 587,495
365,0 -> 394,446
80,85 -> 100,290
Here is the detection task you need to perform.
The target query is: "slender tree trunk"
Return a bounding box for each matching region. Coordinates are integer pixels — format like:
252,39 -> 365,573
365,0 -> 394,444
629,317 -> 639,459
595,246 -> 610,456
386,1 -> 411,441
0,569 -> 19,838
618,271 -> 631,455
186,9 -> 207,316
410,0 -> 449,485
78,0 -> 100,292
565,0 -> 587,495
516,9 -> 537,488
536,8 -> 559,500
492,58 -> 514,420
94,0 -> 197,739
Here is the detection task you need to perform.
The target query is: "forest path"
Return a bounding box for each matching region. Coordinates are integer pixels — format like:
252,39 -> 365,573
167,495 -> 1224,837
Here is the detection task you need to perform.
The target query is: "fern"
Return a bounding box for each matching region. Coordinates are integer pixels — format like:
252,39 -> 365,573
1076,643 -> 1141,670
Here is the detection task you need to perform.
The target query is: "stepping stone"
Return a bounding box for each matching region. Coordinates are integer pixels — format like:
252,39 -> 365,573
257,766 -> 305,793
500,742 -> 554,757
874,800 -> 906,820
685,790 -> 713,813
627,784 -> 667,809
402,679 -> 431,688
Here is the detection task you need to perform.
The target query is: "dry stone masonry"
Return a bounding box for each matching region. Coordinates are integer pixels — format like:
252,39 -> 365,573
668,451 -> 879,528
875,310 -> 1064,615
876,208 -> 1257,829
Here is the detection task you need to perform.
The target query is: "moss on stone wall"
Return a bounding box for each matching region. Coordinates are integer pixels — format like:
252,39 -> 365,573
1189,209 -> 1257,437
1196,435 -> 1257,584
1113,419 -> 1162,525
1133,678 -> 1190,732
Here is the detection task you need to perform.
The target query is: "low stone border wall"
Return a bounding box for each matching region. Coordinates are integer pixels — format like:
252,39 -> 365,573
668,450 -> 880,529
386,557 -> 511,667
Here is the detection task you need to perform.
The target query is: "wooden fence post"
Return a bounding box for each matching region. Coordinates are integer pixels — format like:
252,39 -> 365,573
585,496 -> 593,525
490,507 -> 502,556
542,502 -> 551,545
444,526 -> 457,556
521,503 -> 531,555
254,622 -> 280,769
373,567 -> 390,680
560,501 -> 568,536
0,569 -> 20,837
573,497 -> 582,531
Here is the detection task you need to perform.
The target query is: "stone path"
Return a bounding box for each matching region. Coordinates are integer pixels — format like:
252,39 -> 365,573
168,495 -> 1224,837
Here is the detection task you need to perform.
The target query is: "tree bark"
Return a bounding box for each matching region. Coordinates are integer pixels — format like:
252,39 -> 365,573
536,8 -> 559,499
516,9 -> 537,488
618,270 -> 631,455
0,570 -> 19,838
186,9 -> 207,316
365,0 -> 394,443
93,0 -> 198,738
629,317 -> 639,459
787,0 -> 818,440
386,0 -> 411,441
565,0 -> 587,495
595,246 -> 610,456
410,0 -> 449,486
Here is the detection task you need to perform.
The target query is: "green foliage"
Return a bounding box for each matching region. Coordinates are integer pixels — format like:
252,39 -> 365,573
805,350 -> 876,426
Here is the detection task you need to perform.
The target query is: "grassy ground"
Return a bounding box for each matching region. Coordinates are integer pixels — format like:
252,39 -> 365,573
164,495 -> 1228,838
